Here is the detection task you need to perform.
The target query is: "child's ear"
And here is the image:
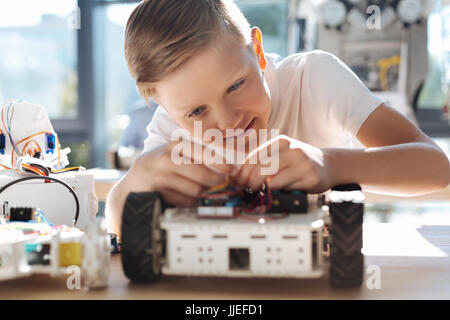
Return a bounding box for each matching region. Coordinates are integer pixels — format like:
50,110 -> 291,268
251,27 -> 267,71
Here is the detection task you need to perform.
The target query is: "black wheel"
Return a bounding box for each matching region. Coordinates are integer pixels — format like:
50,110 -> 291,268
121,192 -> 163,282
328,184 -> 364,287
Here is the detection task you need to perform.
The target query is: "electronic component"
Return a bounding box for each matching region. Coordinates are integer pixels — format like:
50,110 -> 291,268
266,190 -> 308,214
0,100 -> 70,170
0,133 -> 5,155
10,207 -> 35,222
198,184 -> 307,218
197,206 -> 234,218
45,133 -> 55,154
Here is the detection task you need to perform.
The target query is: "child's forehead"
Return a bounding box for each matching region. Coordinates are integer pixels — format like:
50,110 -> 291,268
153,42 -> 254,108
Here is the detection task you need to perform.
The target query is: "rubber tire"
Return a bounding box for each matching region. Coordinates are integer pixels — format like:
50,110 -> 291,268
329,184 -> 364,287
121,192 -> 163,282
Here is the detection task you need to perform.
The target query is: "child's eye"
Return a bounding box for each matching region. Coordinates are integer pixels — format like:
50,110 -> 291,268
227,79 -> 245,94
188,106 -> 206,118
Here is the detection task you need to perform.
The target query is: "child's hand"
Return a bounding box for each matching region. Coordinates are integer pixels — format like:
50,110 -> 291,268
232,135 -> 332,193
127,141 -> 234,207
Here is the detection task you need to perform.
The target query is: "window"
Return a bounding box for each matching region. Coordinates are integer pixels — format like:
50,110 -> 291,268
417,7 -> 447,110
415,2 -> 450,137
237,0 -> 290,57
0,0 -> 92,167
92,2 -> 150,168
0,0 -> 78,119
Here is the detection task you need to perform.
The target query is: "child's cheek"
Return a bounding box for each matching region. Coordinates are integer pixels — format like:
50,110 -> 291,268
234,80 -> 269,115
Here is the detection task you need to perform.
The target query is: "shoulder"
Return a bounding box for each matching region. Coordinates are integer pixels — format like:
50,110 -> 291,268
268,50 -> 338,72
265,50 -> 345,90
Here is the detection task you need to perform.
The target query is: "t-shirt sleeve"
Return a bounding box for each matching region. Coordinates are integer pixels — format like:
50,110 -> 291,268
303,50 -> 384,136
142,105 -> 181,153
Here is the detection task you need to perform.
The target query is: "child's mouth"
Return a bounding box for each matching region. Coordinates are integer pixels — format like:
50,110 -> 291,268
225,118 -> 256,140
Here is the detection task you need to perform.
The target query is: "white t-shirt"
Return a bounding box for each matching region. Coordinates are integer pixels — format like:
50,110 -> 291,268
142,50 -> 384,153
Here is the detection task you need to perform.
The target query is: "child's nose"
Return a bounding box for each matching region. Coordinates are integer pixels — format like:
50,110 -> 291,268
216,108 -> 243,132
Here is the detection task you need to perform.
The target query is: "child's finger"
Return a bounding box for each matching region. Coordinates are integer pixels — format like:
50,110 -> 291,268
171,139 -> 236,175
233,163 -> 266,191
266,166 -> 302,190
284,175 -> 320,192
171,163 -> 229,188
155,172 -> 205,198
234,163 -> 254,186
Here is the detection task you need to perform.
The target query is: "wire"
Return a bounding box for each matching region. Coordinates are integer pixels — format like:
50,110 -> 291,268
21,163 -> 47,176
1,100 -> 61,168
205,175 -> 230,194
21,140 -> 41,156
13,131 -> 61,168
237,181 -> 274,215
1,101 -> 20,157
28,163 -> 50,176
0,176 -> 80,227
50,166 -> 81,174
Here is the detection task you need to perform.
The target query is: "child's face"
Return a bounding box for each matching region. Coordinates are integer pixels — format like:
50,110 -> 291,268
151,36 -> 271,148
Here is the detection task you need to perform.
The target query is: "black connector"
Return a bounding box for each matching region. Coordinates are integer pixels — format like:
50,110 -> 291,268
10,207 -> 34,221
267,190 -> 308,214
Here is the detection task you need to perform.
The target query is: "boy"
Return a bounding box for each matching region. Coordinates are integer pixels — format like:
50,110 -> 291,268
105,0 -> 449,236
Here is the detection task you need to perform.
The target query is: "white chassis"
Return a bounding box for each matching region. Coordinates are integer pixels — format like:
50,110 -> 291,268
161,200 -> 326,278
121,187 -> 365,287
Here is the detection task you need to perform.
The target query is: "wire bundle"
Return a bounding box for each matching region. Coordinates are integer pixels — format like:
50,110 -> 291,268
199,176 -> 286,221
1,100 -> 62,169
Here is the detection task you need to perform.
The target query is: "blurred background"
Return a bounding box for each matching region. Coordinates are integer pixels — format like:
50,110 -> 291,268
0,0 -> 449,219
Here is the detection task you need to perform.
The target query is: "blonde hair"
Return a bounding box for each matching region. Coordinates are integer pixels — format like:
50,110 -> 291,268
124,0 -> 252,103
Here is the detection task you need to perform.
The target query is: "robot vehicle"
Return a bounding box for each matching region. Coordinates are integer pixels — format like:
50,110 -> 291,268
121,181 -> 364,288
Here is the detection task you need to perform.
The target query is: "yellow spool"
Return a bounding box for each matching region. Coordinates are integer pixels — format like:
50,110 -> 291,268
59,242 -> 82,267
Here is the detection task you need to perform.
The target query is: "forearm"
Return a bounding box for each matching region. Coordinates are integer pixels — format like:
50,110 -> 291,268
105,173 -> 133,237
325,142 -> 450,196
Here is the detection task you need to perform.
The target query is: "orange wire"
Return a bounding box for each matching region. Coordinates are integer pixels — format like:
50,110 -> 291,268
1,105 -> 8,136
21,140 -> 42,156
16,131 -> 53,145
0,163 -> 10,170
21,163 -> 46,176
50,166 -> 80,173
1,102 -> 61,168
12,131 -> 61,168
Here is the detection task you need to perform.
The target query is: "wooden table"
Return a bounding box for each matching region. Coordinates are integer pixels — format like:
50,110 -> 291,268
1,223 -> 449,300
